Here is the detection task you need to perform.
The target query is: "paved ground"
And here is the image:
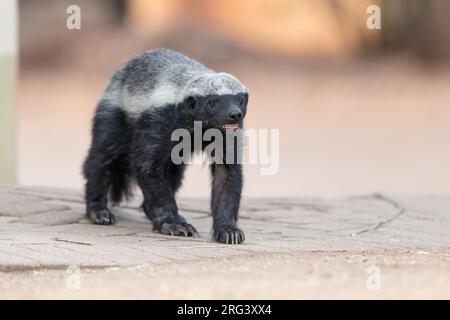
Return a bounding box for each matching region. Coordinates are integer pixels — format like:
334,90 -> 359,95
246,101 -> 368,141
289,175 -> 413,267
1,184 -> 450,298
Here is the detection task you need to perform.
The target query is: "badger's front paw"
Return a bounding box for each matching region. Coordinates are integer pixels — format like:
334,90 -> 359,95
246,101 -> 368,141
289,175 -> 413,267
155,218 -> 199,237
214,226 -> 245,244
88,209 -> 116,225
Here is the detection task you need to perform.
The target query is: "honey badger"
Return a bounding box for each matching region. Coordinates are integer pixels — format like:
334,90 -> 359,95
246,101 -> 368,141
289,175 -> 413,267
83,48 -> 249,244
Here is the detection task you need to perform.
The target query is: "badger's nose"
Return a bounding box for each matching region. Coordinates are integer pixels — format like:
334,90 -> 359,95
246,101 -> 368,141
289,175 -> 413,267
228,110 -> 243,121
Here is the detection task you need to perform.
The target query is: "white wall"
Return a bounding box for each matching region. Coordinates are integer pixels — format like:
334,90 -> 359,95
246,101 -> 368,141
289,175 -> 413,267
0,0 -> 17,183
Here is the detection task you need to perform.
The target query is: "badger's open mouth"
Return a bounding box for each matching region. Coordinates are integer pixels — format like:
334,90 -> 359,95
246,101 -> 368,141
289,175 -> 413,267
222,124 -> 239,129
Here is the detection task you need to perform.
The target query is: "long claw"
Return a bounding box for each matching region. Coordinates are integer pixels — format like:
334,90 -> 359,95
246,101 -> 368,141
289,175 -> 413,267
213,227 -> 245,244
158,221 -> 198,238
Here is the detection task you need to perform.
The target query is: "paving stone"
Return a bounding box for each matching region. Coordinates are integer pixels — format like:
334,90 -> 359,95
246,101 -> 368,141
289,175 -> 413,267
1,184 -> 450,270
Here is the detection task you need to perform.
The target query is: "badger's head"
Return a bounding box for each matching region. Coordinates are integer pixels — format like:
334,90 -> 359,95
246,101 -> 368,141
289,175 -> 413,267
180,73 -> 249,129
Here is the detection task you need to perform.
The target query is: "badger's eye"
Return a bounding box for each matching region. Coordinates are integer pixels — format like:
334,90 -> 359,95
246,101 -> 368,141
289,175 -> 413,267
240,99 -> 245,106
208,100 -> 216,107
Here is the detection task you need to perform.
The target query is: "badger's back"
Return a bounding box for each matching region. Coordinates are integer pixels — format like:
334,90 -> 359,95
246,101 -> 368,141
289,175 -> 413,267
102,48 -> 212,116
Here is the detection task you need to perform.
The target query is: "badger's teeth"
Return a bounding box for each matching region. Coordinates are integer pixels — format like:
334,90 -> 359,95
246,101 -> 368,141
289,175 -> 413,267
222,124 -> 239,129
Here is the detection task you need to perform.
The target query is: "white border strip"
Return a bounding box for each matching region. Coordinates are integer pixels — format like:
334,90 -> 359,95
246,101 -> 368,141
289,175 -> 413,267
0,0 -> 18,55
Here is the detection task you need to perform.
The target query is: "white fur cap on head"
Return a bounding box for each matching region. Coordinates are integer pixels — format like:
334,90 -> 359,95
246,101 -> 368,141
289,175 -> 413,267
178,72 -> 249,101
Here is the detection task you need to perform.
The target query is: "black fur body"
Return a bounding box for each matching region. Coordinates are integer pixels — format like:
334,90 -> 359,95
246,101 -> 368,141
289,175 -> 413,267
83,48 -> 249,244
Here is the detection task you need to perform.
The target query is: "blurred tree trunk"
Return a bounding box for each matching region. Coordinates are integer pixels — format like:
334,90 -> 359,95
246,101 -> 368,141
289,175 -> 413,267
381,0 -> 450,60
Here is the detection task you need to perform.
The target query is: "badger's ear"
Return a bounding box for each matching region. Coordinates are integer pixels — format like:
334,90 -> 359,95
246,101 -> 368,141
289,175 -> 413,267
184,95 -> 197,110
243,92 -> 249,102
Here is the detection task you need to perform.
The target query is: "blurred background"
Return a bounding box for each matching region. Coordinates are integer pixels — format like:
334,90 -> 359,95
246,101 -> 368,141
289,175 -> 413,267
2,0 -> 450,197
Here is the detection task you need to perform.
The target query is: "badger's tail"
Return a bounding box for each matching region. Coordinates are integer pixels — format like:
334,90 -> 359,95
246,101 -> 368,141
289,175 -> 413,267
109,154 -> 132,204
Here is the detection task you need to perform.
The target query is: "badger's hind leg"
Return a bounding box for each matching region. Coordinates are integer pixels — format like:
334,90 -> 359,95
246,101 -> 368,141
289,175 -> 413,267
83,103 -> 130,225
